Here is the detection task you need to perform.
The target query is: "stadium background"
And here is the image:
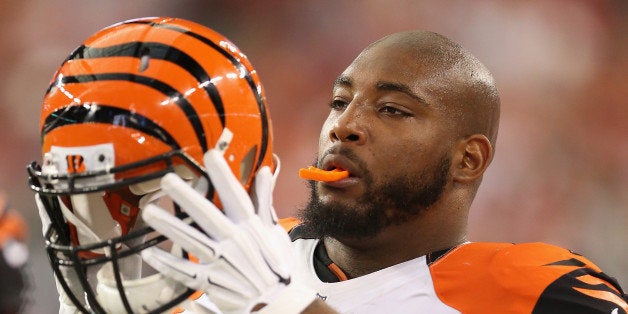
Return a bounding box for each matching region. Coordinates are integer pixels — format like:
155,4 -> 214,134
0,1 -> 625,312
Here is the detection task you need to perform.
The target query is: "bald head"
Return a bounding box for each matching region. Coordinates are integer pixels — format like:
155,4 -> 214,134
360,31 -> 500,150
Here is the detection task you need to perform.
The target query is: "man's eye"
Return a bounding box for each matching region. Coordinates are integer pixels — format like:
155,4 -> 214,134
380,105 -> 410,116
329,100 -> 348,110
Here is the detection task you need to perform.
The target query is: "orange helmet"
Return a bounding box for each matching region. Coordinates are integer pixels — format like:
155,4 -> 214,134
27,17 -> 273,313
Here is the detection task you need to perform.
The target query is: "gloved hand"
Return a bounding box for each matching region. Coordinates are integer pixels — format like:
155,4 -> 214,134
141,148 -> 316,314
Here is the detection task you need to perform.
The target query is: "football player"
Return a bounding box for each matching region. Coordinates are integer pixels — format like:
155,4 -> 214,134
29,17 -> 627,314
134,29 -> 628,313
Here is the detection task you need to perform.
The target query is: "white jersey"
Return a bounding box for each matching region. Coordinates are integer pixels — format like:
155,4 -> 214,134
291,238 -> 459,313
57,225 -> 628,313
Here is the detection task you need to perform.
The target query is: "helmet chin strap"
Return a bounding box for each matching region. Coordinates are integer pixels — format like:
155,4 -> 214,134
61,194 -> 145,281
58,195 -> 117,256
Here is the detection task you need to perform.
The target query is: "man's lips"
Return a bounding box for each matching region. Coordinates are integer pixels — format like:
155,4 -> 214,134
319,174 -> 360,188
320,154 -> 361,178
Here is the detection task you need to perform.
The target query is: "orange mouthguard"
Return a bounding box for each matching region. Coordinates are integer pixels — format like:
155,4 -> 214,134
298,166 -> 350,182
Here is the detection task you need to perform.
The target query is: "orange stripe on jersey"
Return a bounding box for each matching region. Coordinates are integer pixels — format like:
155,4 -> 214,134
429,242 -> 609,313
171,307 -> 185,314
576,274 -> 623,294
279,217 -> 301,233
573,287 -> 628,309
327,263 -> 348,281
188,290 -> 204,301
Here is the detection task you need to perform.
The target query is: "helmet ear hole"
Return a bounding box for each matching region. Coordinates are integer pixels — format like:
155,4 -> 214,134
239,146 -> 257,185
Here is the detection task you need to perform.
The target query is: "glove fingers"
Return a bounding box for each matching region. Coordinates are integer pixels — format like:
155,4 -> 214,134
141,247 -> 204,291
207,289 -> 255,314
205,259 -> 266,314
253,166 -> 278,226
142,204 -> 218,262
208,258 -> 259,298
246,221 -> 293,281
142,248 -> 260,305
160,173 -> 236,241
203,149 -> 255,223
144,186 -> 281,289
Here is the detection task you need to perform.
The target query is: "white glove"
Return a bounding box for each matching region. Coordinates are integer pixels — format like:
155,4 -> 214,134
141,149 -> 316,314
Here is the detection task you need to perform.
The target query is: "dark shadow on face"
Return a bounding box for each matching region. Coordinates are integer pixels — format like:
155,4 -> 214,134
298,148 -> 451,240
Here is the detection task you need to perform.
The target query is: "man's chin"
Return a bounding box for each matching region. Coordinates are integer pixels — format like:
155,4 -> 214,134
316,195 -> 364,212
300,198 -> 387,239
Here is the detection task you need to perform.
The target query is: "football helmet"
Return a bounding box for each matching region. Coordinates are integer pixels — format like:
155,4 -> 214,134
27,17 -> 273,313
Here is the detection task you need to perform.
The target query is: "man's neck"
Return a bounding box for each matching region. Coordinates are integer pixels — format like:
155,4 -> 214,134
322,216 -> 467,279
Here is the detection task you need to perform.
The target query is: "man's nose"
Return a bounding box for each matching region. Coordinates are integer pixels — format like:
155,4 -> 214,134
329,105 -> 367,145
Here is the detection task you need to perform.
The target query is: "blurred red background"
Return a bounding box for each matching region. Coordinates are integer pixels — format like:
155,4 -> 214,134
0,1 -> 625,312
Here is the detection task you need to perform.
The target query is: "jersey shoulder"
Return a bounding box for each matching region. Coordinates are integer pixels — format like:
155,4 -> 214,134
429,242 -> 627,314
278,217 -> 301,233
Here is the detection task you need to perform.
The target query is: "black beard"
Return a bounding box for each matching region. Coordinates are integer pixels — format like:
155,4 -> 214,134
298,149 -> 451,240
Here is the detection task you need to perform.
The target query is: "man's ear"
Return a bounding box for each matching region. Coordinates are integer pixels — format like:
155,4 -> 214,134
452,134 -> 493,183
